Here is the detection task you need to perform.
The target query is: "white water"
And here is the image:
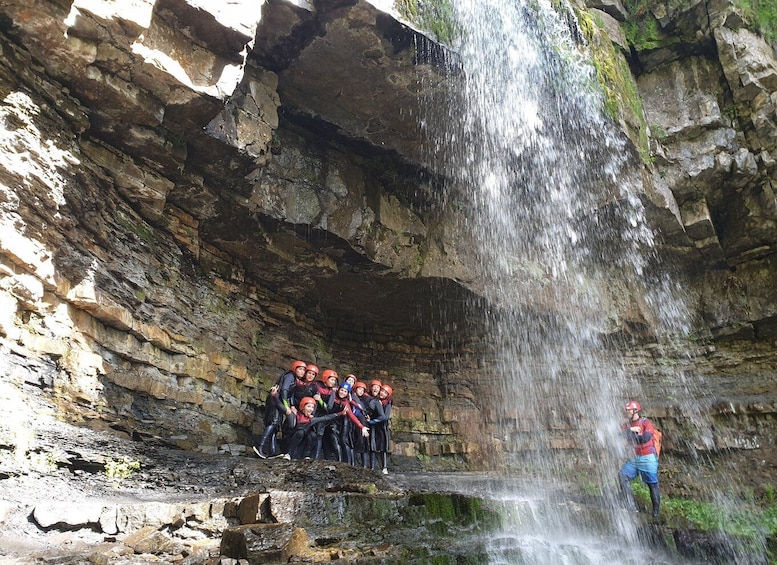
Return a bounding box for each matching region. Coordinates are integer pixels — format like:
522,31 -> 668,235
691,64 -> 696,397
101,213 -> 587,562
417,0 -> 768,563
428,0 -> 659,484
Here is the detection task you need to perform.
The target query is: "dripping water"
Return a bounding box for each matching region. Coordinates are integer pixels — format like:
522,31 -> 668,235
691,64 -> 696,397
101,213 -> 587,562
413,0 -> 770,562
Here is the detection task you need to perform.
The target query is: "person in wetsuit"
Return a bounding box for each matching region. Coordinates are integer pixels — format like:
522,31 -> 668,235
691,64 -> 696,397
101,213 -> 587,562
618,400 -> 661,517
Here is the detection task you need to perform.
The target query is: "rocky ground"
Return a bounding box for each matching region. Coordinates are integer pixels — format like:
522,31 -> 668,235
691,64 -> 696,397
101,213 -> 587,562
0,380 -> 416,565
2,380 -> 775,565
0,417 -> 414,564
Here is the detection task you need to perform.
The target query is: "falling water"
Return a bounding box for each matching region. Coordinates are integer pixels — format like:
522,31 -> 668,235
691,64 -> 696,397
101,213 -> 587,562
415,0 -> 768,563
428,0 -> 659,478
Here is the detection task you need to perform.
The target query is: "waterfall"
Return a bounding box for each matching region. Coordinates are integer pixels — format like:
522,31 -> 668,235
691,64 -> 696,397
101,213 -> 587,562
427,0 -> 657,484
416,0 -> 768,562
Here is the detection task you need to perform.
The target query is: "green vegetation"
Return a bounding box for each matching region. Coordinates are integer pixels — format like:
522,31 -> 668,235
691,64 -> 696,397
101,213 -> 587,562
105,456 -> 141,479
735,0 -> 777,43
577,9 -> 651,163
620,0 -> 697,52
582,480 -> 602,497
632,481 -> 777,540
764,485 -> 777,506
27,450 -> 59,474
649,123 -> 667,141
395,0 -> 460,45
396,547 -> 490,565
407,493 -> 500,535
621,0 -> 777,51
622,1 -> 668,52
115,209 -> 158,246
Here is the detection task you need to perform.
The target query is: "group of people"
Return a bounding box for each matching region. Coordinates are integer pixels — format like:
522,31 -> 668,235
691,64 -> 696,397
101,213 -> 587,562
253,366 -> 658,508
253,360 -> 394,474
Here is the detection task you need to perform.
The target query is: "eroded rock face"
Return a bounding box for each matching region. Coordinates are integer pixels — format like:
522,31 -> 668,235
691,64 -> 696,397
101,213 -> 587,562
623,1 -> 777,338
593,0 -> 777,477
0,0 -> 478,462
0,0 -> 774,474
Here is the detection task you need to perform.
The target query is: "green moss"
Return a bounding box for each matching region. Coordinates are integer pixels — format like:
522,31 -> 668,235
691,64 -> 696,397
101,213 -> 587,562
650,123 -> 667,140
577,9 -> 651,164
340,496 -> 403,525
395,0 -> 460,45
309,336 -> 330,362
115,209 -> 158,246
395,0 -> 419,19
623,11 -> 665,51
632,481 -> 777,539
621,0 -> 677,51
395,548 -> 490,565
405,493 -> 501,529
105,456 -> 140,479
622,0 -> 708,52
735,0 -> 777,43
764,485 -> 777,506
417,492 -> 457,521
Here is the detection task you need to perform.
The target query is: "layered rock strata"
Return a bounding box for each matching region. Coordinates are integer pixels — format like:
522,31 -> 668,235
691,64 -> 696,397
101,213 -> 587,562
0,0 -> 774,479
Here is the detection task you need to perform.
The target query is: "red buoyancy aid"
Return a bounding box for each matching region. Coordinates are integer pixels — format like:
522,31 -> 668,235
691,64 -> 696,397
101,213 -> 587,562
632,417 -> 659,456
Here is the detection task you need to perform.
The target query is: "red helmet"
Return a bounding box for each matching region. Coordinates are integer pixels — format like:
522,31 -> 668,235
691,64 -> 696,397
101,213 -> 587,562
345,374 -> 357,383
305,364 -> 319,376
299,396 -> 316,409
290,360 -> 306,371
625,401 -> 641,411
369,379 -> 382,388
322,369 -> 339,383
354,381 -> 367,392
380,385 -> 393,398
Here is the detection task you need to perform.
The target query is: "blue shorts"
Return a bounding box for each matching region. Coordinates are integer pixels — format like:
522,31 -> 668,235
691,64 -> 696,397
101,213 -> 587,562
619,454 -> 659,484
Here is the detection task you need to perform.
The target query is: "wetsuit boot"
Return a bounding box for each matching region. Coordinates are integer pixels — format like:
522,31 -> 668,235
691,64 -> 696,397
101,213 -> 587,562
254,424 -> 276,458
380,452 -> 389,474
648,483 -> 661,517
618,472 -> 637,512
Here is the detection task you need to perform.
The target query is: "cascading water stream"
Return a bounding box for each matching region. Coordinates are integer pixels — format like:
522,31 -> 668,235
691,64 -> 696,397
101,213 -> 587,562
429,0 -> 657,481
414,0 -> 769,563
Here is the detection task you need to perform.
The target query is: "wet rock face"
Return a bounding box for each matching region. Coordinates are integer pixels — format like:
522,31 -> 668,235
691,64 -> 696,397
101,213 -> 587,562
624,1 -> 777,333
0,0 -> 478,461
0,0 -> 775,471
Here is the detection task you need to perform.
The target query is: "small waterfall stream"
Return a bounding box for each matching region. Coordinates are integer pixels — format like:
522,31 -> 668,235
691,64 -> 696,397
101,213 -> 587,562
416,0 -> 768,563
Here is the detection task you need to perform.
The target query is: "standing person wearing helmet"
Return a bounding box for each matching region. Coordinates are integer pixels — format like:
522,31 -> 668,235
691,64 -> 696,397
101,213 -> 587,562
368,379 -> 382,399
328,382 -> 370,464
314,369 -> 340,459
368,384 -> 393,474
344,374 -> 358,389
291,364 -> 320,410
358,381 -> 386,469
618,400 -> 661,517
253,360 -> 306,458
316,370 -> 340,411
351,381 -> 373,468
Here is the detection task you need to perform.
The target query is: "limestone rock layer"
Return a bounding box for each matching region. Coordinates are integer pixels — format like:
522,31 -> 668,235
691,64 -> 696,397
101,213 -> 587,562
0,0 -> 774,473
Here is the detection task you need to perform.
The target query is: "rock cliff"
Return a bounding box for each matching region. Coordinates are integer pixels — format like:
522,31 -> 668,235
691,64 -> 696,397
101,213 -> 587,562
0,0 -> 775,482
